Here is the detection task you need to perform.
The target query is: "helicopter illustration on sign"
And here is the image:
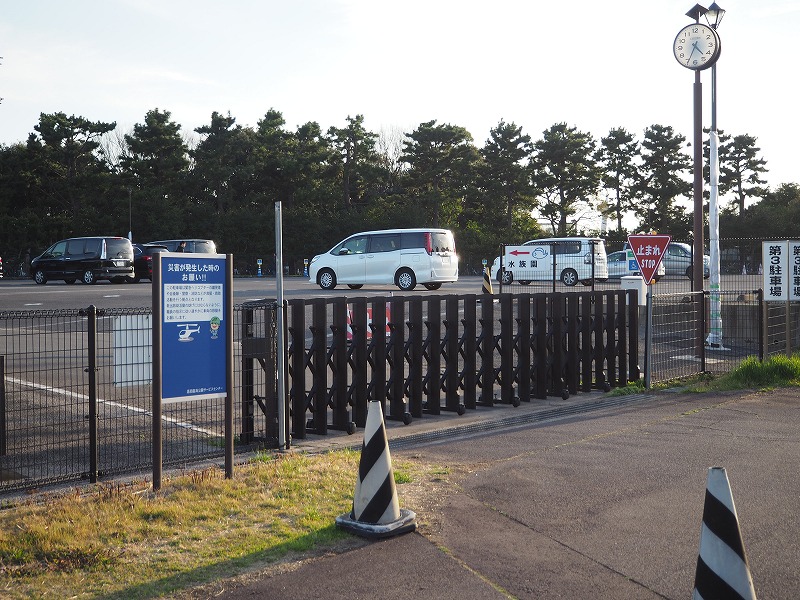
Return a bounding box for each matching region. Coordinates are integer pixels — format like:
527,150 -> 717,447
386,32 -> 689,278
177,323 -> 201,342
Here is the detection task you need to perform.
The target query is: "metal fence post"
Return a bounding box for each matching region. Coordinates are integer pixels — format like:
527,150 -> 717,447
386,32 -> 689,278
0,356 -> 5,456
701,292 -> 707,373
85,305 -> 99,484
758,289 -> 765,361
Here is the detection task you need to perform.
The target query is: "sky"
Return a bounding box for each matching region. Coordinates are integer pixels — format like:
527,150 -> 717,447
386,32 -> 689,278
2,0 -> 799,202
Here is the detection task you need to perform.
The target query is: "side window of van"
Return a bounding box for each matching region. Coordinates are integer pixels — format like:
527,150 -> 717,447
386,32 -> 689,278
401,232 -> 426,250
554,242 -> 582,255
337,235 -> 368,255
85,238 -> 102,256
66,239 -> 87,256
370,234 -> 400,253
50,241 -> 67,258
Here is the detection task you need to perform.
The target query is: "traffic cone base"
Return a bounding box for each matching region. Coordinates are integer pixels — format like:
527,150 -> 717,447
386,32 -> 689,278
335,508 -> 417,539
336,400 -> 417,539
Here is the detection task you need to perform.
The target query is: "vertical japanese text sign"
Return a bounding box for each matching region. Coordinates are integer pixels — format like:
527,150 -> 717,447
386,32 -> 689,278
159,253 -> 228,401
763,241 -> 800,302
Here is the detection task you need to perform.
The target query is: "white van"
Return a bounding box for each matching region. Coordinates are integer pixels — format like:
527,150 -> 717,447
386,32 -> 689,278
309,228 -> 459,291
490,237 -> 608,286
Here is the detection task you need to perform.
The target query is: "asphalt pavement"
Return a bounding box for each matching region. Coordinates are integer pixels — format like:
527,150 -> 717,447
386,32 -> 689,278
180,387 -> 800,600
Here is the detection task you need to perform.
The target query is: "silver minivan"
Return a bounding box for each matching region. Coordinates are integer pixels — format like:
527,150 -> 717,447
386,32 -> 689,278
309,228 -> 459,291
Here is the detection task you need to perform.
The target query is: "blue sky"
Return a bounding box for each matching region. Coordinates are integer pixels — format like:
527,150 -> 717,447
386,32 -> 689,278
2,0 -> 798,203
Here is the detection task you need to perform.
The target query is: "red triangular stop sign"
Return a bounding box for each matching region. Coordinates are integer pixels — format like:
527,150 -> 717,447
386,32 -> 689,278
627,234 -> 671,284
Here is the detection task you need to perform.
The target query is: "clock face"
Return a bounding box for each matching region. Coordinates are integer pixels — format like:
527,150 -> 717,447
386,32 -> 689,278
673,24 -> 720,70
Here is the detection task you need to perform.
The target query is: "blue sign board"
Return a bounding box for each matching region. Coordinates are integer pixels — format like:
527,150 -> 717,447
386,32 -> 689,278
160,253 -> 228,402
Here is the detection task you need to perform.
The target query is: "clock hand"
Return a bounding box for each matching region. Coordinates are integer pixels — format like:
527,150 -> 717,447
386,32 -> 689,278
684,41 -> 702,64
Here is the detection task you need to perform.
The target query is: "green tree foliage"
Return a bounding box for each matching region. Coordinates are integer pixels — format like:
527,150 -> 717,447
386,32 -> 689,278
0,107 -> 787,275
402,121 -> 479,228
120,108 -> 189,242
720,183 -> 800,239
636,124 -> 692,234
720,133 -> 769,215
326,115 -> 380,208
28,112 -> 117,230
531,123 -> 601,236
479,120 -> 536,233
596,127 -> 641,233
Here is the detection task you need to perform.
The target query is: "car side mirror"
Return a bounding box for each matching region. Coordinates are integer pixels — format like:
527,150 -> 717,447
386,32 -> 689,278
339,248 -> 350,255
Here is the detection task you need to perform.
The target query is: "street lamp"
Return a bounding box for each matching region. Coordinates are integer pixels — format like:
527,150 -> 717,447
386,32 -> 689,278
705,3 -> 725,132
128,188 -> 133,242
704,2 -> 725,348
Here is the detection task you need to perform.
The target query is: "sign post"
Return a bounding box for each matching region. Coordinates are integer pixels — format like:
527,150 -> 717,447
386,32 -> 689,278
627,234 -> 671,389
152,252 -> 234,490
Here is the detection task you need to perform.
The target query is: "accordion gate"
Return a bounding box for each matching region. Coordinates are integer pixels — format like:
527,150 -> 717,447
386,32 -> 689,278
269,291 -> 639,441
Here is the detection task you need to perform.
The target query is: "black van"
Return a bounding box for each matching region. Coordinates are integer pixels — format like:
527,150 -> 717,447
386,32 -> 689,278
30,237 -> 134,284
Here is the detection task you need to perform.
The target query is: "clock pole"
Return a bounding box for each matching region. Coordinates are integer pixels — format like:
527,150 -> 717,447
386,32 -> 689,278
693,67 -> 705,358
688,4 -> 707,359
674,5 -> 721,357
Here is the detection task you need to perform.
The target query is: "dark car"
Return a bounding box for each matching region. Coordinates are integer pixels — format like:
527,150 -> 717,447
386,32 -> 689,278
132,243 -> 168,283
30,237 -> 134,285
607,250 -> 664,281
147,239 -> 217,253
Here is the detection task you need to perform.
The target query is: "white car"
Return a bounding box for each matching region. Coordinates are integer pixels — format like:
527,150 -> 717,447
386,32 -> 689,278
663,242 -> 710,278
309,228 -> 458,291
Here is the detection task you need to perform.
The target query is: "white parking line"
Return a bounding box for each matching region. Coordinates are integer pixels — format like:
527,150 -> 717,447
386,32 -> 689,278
4,376 -> 218,436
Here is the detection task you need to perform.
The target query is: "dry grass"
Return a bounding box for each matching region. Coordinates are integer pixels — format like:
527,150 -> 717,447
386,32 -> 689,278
0,450 -> 453,599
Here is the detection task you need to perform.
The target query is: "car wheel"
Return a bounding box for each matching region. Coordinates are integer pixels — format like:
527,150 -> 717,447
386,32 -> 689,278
685,267 -> 693,280
82,270 -> 97,285
132,276 -> 141,284
64,279 -> 76,285
347,284 -> 363,289
500,270 -> 513,285
396,268 -> 416,291
318,269 -> 336,290
34,270 -> 47,285
560,268 -> 578,286
423,283 -> 442,290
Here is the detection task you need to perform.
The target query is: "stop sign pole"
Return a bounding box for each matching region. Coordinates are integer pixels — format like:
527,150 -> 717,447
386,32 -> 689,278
627,234 -> 671,389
